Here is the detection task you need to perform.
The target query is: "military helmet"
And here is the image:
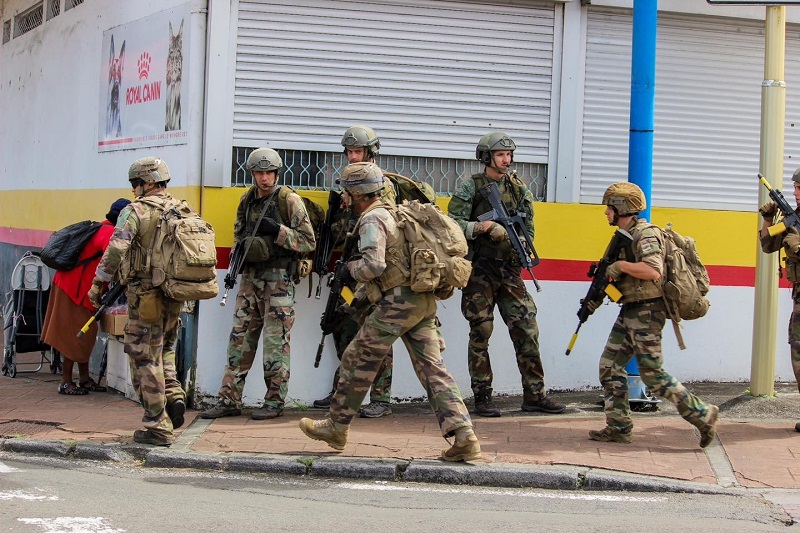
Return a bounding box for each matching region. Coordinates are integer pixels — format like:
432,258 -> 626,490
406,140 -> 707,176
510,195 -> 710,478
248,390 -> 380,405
246,148 -> 283,173
792,167 -> 800,183
476,131 -> 516,166
602,182 -> 646,215
340,162 -> 385,196
129,157 -> 171,184
341,125 -> 381,158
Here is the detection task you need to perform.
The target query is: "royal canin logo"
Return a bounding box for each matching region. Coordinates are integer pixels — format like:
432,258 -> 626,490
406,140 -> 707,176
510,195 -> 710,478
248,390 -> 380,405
137,52 -> 151,80
126,51 -> 160,105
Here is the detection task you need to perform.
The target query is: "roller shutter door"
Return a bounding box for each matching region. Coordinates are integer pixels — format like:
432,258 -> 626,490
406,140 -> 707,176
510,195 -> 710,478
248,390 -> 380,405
234,0 -> 556,162
581,8 -> 800,211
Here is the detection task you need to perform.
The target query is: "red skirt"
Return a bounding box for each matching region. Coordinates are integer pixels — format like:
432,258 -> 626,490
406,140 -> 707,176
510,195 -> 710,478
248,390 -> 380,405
41,285 -> 97,364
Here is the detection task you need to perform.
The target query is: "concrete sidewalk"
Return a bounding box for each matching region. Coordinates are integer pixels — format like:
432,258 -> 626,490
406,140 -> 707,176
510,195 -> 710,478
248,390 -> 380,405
2,366 -> 800,494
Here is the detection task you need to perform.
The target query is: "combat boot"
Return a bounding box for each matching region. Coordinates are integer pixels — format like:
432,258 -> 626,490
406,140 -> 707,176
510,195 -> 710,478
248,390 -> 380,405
359,401 -> 392,418
521,393 -> 566,414
313,391 -> 334,408
474,389 -> 501,418
442,427 -> 482,462
166,398 -> 186,429
133,429 -> 172,447
251,405 -> 283,420
699,404 -> 719,448
199,400 -> 241,419
299,417 -> 349,450
588,426 -> 632,444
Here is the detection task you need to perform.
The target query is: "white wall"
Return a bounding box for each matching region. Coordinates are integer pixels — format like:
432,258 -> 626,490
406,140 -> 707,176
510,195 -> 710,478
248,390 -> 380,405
0,0 -> 207,192
194,278 -> 795,406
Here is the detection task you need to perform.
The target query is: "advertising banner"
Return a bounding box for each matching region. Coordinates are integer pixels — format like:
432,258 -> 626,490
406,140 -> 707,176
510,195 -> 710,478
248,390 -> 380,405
98,4 -> 190,152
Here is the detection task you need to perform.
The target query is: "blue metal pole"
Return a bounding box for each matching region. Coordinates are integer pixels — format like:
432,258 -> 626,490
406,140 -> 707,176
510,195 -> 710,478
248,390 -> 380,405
625,0 -> 657,392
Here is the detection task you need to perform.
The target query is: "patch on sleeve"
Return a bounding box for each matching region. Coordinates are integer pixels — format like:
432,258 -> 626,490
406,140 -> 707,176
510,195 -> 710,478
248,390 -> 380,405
359,221 -> 381,251
637,226 -> 661,257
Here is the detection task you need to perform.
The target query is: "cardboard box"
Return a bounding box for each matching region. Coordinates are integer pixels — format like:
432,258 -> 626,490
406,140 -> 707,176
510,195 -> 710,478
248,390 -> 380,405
100,313 -> 127,336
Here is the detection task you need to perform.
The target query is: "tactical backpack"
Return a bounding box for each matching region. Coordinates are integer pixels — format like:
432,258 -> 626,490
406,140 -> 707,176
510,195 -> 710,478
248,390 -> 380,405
384,172 -> 436,204
656,223 -> 711,349
138,198 -> 219,301
391,200 -> 472,300
276,186 -> 324,281
39,220 -> 104,271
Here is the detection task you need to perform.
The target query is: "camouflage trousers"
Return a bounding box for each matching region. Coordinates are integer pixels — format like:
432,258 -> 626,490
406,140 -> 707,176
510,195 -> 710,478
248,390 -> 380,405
329,312 -> 392,403
218,267 -> 295,409
124,286 -> 184,440
787,293 -> 800,393
461,257 -> 545,399
599,300 -> 714,432
330,286 -> 471,436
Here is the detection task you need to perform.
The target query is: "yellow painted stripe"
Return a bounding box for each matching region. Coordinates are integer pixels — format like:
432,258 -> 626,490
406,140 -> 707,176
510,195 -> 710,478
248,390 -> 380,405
0,187 -> 758,266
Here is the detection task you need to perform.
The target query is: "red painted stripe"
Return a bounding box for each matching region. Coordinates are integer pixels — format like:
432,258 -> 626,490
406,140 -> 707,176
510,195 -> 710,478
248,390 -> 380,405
214,248 -> 778,288
0,227 -> 52,247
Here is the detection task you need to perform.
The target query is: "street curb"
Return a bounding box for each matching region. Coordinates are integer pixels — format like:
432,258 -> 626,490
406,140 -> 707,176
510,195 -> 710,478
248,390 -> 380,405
0,437 -> 744,495
310,457 -> 407,481
582,468 -> 747,496
226,454 -> 308,476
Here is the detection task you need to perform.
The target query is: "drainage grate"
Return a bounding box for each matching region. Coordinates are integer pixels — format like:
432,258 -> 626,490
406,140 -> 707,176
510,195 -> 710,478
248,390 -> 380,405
0,419 -> 61,438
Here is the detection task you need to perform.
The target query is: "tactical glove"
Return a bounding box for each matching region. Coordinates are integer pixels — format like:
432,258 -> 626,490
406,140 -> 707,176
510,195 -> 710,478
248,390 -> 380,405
87,279 -> 104,309
606,261 -> 623,281
580,298 -> 602,316
759,201 -> 778,221
339,263 -> 355,285
784,227 -> 800,254
487,222 -> 509,242
258,217 -> 281,237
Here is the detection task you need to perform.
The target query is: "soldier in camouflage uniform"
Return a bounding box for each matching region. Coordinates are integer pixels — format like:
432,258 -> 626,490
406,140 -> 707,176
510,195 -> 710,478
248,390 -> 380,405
759,168 -> 800,433
448,132 -> 564,418
584,182 -> 718,447
313,126 -> 394,418
200,148 -> 316,421
88,157 -> 186,446
299,162 -> 480,462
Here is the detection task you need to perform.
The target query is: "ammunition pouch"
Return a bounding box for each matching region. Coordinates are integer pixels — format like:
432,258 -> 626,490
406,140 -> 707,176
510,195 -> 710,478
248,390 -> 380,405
137,288 -> 163,323
243,236 -> 271,263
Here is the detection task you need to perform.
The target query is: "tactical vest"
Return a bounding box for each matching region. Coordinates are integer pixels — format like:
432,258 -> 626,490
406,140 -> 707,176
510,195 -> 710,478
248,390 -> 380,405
469,173 -> 527,262
242,186 -> 295,269
615,218 -> 665,303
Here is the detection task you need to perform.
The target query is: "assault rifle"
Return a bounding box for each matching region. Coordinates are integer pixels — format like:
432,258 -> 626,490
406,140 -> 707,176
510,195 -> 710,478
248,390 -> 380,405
565,228 -> 633,355
220,240 -> 246,307
758,173 -> 800,237
311,190 -> 343,299
77,282 -> 126,338
477,180 -> 542,292
314,231 -> 358,368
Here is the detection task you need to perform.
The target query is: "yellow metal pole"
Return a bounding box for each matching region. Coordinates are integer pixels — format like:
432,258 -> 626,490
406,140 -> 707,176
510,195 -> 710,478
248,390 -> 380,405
751,6 -> 786,397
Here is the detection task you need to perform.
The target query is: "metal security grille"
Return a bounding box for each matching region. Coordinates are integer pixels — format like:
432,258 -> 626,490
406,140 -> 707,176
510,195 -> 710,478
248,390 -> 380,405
3,20 -> 10,44
231,147 -> 547,200
14,3 -> 43,38
46,0 -> 60,20
65,0 -> 84,10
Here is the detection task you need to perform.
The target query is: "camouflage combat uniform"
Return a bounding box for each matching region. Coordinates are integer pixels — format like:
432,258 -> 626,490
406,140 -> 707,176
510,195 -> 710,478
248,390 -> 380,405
760,210 -> 800,392
323,200 -> 393,405
94,192 -> 185,442
600,217 -> 716,434
448,172 -> 552,405
328,202 -> 472,436
217,185 -> 315,410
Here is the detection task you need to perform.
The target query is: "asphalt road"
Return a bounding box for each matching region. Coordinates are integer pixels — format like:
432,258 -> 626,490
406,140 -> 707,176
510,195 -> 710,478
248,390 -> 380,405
0,455 -> 795,533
